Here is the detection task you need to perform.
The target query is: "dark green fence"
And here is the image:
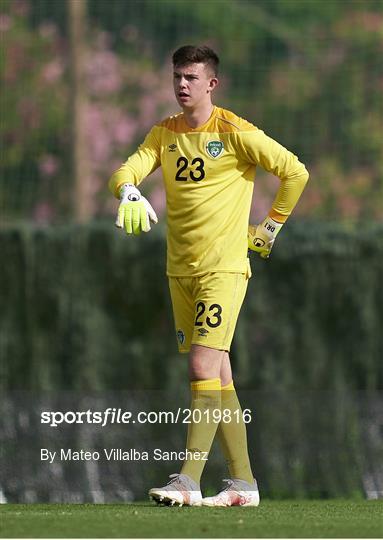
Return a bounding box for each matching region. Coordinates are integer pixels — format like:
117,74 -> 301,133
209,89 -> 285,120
1,222 -> 382,392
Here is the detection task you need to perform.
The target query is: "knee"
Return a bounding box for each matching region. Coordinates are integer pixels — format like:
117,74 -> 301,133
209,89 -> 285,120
188,345 -> 224,381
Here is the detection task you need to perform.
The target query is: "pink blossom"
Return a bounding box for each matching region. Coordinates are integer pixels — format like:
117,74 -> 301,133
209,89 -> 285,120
0,14 -> 12,32
41,59 -> 64,84
296,188 -> 322,214
322,46 -> 346,69
85,105 -> 112,163
109,158 -> 124,171
90,129 -> 111,164
155,84 -> 176,104
249,190 -> 273,222
366,12 -> 383,31
38,22 -> 58,39
337,10 -> 383,36
86,51 -> 122,96
338,194 -> 360,219
113,116 -> 138,145
38,155 -> 59,177
33,202 -> 54,224
4,43 -> 26,83
139,72 -> 157,87
139,94 -> 158,129
355,11 -> 383,32
18,98 -> 40,130
11,0 -> 30,17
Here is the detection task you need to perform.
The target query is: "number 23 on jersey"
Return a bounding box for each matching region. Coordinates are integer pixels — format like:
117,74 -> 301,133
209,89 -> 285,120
175,157 -> 205,182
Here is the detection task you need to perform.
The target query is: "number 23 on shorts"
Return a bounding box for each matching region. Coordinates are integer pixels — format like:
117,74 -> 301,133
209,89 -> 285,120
194,301 -> 223,328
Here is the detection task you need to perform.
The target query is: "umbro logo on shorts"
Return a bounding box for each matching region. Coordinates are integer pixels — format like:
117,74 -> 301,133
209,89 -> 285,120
168,144 -> 177,152
197,328 -> 209,337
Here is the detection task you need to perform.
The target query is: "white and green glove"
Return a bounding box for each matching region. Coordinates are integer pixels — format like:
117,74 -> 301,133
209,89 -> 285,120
248,216 -> 283,259
115,183 -> 158,235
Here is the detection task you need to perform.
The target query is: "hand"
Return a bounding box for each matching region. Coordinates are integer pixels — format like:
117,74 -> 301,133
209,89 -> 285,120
115,184 -> 158,235
248,217 -> 283,259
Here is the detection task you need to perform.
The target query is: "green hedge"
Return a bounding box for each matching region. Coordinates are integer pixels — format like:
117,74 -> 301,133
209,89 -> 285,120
1,221 -> 382,392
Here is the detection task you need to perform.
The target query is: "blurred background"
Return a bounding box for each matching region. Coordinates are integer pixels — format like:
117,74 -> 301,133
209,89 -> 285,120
0,0 -> 382,503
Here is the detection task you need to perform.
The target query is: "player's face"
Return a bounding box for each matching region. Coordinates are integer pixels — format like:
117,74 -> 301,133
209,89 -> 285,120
173,63 -> 218,109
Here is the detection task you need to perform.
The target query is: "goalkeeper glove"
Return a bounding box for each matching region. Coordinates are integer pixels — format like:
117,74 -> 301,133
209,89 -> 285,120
115,183 -> 158,235
248,216 -> 283,259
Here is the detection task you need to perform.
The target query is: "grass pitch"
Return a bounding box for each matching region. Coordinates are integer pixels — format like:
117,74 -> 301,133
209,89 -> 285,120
1,500 -> 382,538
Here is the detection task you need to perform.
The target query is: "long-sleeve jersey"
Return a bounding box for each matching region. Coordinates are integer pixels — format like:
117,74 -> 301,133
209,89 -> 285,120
109,106 -> 309,277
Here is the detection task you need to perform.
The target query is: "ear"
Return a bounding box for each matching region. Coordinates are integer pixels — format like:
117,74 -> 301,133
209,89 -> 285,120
207,77 -> 219,93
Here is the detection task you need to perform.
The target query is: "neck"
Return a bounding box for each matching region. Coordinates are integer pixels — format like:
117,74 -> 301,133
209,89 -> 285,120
183,102 -> 214,128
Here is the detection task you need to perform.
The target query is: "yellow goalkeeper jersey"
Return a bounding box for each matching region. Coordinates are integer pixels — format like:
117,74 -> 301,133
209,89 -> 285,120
109,106 -> 309,277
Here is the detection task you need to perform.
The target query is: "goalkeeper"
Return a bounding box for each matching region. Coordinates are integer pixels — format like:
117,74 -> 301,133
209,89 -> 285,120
109,45 -> 309,507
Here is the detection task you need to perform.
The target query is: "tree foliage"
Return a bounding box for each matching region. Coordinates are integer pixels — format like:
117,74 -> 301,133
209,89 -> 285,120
1,0 -> 382,222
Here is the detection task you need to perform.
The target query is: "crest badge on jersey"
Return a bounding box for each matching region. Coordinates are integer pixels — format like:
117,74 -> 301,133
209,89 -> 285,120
177,329 -> 185,345
206,140 -> 224,158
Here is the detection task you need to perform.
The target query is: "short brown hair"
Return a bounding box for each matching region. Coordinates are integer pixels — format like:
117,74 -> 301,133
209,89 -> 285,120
172,45 -> 219,76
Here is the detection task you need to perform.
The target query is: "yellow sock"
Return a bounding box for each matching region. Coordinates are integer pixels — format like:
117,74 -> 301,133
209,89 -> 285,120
217,381 -> 254,483
180,378 -> 221,484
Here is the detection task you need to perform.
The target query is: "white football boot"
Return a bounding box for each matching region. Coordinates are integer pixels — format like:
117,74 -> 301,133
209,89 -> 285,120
149,473 -> 203,507
202,478 -> 260,507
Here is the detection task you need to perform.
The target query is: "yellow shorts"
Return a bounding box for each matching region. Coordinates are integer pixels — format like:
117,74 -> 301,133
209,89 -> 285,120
169,262 -> 251,353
